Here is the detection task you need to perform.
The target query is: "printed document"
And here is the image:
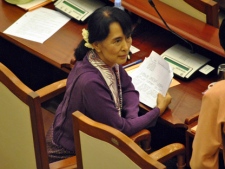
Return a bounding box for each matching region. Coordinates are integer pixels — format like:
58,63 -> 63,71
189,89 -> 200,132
3,7 -> 70,43
130,51 -> 174,108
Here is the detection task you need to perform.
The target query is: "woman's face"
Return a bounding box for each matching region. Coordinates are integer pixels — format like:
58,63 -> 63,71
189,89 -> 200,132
93,22 -> 132,67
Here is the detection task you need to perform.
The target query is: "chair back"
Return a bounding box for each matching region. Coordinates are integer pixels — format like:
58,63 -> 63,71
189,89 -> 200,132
0,63 -> 49,169
72,111 -> 166,169
160,0 -> 219,27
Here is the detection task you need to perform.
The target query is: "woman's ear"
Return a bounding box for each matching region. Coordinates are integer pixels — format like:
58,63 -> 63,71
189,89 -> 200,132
92,42 -> 101,53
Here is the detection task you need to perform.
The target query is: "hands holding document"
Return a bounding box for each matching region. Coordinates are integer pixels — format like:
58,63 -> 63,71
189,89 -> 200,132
156,92 -> 172,115
129,51 -> 174,108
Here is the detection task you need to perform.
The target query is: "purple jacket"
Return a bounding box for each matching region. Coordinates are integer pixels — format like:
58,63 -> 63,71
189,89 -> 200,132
53,55 -> 160,151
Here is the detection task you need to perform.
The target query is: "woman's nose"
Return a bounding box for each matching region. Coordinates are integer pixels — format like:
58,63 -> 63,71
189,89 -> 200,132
122,39 -> 129,51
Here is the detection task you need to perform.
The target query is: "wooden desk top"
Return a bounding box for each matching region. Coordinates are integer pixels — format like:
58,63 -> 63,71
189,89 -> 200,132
0,0 -> 218,129
120,0 -> 225,58
0,1 -> 82,70
130,21 -> 217,129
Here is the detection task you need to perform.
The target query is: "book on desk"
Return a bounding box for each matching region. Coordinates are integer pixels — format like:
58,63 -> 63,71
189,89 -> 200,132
17,0 -> 54,11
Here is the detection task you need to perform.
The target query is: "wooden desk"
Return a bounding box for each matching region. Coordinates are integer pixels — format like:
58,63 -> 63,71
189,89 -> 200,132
0,0 -> 220,129
119,0 -> 224,58
2,2 -> 225,167
112,0 -> 225,128
0,1 -> 83,71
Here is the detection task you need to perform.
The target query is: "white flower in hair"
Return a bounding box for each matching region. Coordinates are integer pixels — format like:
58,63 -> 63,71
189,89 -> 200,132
82,28 -> 94,49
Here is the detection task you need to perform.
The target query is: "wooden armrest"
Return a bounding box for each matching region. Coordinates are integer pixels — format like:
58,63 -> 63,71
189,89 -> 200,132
185,112 -> 199,125
49,156 -> 77,169
184,0 -> 219,27
130,129 -> 151,153
36,79 -> 67,103
149,143 -> 186,167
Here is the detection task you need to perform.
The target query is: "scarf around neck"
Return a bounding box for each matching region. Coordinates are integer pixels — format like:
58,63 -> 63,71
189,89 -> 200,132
87,50 -> 122,116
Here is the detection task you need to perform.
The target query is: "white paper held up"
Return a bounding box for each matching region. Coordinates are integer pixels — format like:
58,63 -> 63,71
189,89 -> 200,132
130,51 -> 174,108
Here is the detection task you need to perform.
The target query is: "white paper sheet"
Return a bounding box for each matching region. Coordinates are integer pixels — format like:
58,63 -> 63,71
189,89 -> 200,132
130,51 -> 174,108
3,7 -> 71,43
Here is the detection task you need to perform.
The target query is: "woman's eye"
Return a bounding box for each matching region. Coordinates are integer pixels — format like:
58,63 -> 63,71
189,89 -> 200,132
114,39 -> 121,43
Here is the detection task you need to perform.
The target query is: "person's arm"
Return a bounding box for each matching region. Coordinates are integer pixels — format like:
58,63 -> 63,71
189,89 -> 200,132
81,72 -> 159,136
119,66 -> 141,119
190,80 -> 225,169
119,66 -> 170,118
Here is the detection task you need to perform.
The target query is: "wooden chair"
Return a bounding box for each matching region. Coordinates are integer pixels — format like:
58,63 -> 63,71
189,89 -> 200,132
0,62 -> 70,169
185,111 -> 199,125
160,0 -> 219,27
72,111 -> 186,169
49,131 -> 151,169
0,62 -> 153,169
184,0 -> 219,27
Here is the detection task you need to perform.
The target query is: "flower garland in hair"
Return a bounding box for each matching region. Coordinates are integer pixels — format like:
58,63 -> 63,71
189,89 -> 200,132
82,28 -> 94,49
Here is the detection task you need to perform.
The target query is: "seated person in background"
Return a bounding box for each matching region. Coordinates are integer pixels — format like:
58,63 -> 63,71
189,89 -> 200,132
46,6 -> 172,163
190,19 -> 225,169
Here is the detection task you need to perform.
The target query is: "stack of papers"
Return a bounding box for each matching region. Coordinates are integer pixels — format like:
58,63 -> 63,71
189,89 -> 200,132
129,51 -> 174,108
3,7 -> 71,43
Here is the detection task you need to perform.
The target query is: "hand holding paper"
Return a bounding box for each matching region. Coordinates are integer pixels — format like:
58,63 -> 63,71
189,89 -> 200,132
129,51 -> 174,108
156,92 -> 172,115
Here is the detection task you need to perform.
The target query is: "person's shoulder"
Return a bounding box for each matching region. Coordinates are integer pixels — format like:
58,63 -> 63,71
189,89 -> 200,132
79,71 -> 101,82
78,72 -> 108,93
210,80 -> 225,91
205,80 -> 225,96
214,80 -> 225,87
79,70 -> 107,89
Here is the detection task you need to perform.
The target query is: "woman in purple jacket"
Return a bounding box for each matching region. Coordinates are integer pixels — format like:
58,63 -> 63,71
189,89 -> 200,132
47,6 -> 172,163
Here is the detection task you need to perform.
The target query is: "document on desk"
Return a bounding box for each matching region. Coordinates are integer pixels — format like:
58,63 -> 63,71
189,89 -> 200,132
130,51 -> 174,108
3,7 -> 70,43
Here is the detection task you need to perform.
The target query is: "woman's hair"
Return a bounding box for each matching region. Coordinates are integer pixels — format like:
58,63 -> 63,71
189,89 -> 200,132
74,6 -> 133,61
219,19 -> 225,50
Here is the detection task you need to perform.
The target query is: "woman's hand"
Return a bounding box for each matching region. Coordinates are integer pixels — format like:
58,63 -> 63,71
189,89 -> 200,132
156,92 -> 172,115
